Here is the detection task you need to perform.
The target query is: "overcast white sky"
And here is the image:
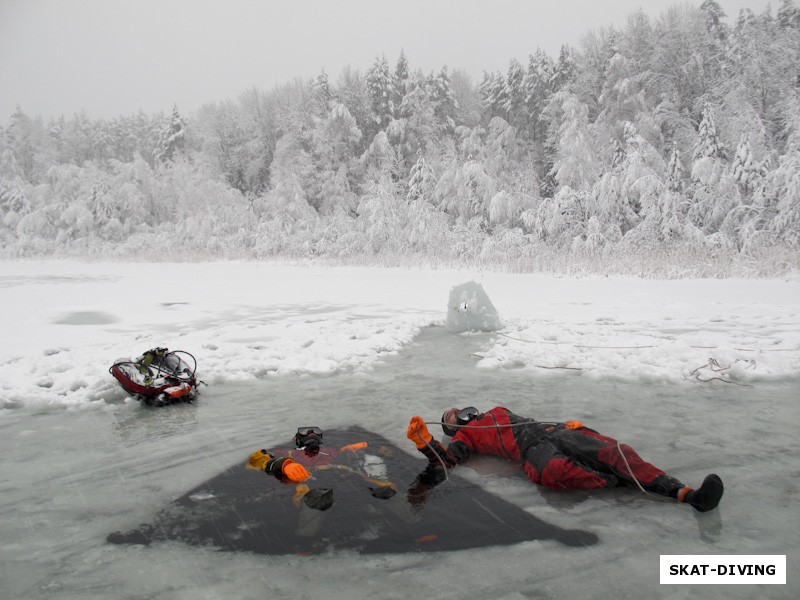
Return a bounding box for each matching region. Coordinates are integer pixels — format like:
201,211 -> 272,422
0,0 -> 773,122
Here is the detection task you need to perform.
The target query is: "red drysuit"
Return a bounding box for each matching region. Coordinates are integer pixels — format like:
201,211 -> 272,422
419,406 -> 685,498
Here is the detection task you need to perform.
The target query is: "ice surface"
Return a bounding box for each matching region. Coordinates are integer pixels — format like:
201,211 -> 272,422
0,261 -> 798,598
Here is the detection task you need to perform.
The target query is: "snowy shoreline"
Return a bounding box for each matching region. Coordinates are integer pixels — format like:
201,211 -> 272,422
1,260 -> 798,410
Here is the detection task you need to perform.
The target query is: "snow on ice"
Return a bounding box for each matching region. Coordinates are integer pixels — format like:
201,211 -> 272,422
0,261 -> 798,410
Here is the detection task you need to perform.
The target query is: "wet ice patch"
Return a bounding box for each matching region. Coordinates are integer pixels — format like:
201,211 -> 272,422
189,492 -> 216,502
53,311 -> 118,325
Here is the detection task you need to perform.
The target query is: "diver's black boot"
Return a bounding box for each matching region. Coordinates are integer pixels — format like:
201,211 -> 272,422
679,474 -> 723,513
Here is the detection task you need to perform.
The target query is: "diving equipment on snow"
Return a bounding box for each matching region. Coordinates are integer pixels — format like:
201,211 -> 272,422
109,347 -> 200,406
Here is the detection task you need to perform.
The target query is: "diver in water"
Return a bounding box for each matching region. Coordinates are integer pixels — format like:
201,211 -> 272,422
248,427 -> 398,508
248,428 -> 320,483
406,407 -> 723,512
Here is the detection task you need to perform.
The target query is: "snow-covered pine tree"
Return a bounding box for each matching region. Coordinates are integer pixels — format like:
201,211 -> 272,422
483,116 -> 518,178
264,133 -> 316,220
597,47 -> 642,128
618,123 -> 667,239
195,101 -> 254,192
526,184 -> 588,246
0,148 -> 29,229
312,102 -> 362,215
5,107 -> 36,183
692,102 -> 724,162
332,66 -> 373,154
316,165 -> 356,216
552,45 -> 577,92
503,59 -> 527,130
731,134 -> 762,195
571,25 -> 619,122
392,77 -> 439,172
700,0 -> 729,44
316,102 -> 362,166
394,50 -> 410,109
449,157 -> 493,222
431,66 -> 458,132
667,143 -> 684,192
488,189 -> 536,231
154,105 -> 187,164
366,54 -> 396,132
659,144 -> 687,240
777,0 -> 800,28
611,137 -> 625,170
132,110 -> 162,167
479,71 -> 507,120
588,121 -> 671,247
776,0 -> 800,95
360,131 -> 394,181
407,149 -> 432,202
523,49 -> 555,142
689,103 -> 740,234
315,69 -> 333,113
548,93 -> 602,192
766,146 -> 800,247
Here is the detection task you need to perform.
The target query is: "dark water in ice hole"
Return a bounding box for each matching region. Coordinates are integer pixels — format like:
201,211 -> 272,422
1,326 -> 798,599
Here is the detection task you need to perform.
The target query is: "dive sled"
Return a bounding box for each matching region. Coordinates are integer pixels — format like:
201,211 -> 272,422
110,347 -> 199,406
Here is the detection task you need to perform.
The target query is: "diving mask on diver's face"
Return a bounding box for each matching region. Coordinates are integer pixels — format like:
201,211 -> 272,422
295,426 -> 323,452
442,406 -> 482,437
456,406 -> 481,425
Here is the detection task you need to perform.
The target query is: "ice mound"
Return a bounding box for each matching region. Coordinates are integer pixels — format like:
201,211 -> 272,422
446,281 -> 503,333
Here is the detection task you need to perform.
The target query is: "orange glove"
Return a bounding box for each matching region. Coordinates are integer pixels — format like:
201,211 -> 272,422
247,449 -> 272,471
340,442 -> 368,453
565,420 -> 584,430
407,416 -> 433,450
282,461 -> 311,483
247,449 -> 310,482
293,483 -> 311,507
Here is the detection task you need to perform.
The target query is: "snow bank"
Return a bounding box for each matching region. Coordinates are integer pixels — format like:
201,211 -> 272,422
475,274 -> 800,384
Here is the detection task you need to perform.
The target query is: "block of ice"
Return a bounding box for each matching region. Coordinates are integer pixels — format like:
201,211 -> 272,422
446,281 -> 503,332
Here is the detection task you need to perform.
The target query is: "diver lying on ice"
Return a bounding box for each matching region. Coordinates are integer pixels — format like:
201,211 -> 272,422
407,406 -> 723,512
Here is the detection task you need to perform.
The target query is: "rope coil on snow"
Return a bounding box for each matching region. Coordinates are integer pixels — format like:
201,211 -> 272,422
690,358 -> 753,386
477,326 -> 796,383
495,330 -> 799,353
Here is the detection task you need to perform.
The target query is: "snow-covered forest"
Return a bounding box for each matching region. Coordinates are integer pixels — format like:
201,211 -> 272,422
1,1 -> 799,276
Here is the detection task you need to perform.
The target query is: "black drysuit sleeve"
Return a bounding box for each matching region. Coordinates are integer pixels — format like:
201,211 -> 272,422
418,438 -> 471,467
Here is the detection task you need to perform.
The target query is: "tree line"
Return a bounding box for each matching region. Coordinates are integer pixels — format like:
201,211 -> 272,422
1,0 -> 799,276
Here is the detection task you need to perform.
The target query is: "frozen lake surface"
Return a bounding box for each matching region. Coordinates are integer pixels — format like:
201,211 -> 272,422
1,261 -> 798,598
2,326 -> 798,599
